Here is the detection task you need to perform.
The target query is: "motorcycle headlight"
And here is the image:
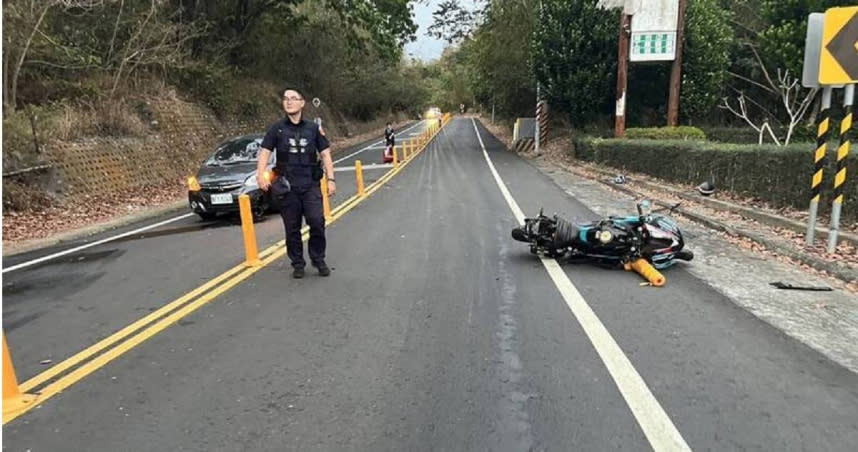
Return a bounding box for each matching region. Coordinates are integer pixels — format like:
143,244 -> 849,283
598,230 -> 613,244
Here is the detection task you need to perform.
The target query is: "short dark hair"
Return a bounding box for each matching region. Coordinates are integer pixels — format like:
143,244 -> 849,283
280,86 -> 305,100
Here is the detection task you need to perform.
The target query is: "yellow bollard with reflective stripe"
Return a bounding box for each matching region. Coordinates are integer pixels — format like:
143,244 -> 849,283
355,160 -> 365,197
238,194 -> 261,267
321,178 -> 332,220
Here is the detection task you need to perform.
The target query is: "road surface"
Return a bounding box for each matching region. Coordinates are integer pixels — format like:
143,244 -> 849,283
3,118 -> 857,451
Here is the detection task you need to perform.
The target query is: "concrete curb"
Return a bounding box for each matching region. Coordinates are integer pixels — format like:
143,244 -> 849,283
564,163 -> 857,284
2,200 -> 187,258
582,163 -> 858,248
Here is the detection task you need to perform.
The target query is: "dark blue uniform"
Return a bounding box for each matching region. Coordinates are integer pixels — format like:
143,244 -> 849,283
262,117 -> 331,270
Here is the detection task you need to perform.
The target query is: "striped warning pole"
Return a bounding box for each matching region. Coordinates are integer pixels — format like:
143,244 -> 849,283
537,96 -> 548,146
806,87 -> 833,245
535,85 -> 541,156
827,84 -> 854,254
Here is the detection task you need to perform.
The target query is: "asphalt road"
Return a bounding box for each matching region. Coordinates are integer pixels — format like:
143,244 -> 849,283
3,118 -> 857,451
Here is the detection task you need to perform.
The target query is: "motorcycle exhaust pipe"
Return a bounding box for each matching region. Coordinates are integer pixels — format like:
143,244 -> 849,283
624,258 -> 666,287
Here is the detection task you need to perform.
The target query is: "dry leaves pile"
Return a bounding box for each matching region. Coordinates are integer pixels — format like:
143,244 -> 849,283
3,181 -> 186,244
3,122 -> 404,246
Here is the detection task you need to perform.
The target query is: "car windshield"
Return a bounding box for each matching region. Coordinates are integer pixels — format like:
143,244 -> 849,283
206,137 -> 263,166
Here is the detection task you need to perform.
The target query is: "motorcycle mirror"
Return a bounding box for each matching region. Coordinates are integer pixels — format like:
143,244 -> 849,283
637,199 -> 652,216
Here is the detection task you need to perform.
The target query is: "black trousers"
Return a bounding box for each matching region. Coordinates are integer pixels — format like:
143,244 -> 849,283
279,184 -> 326,269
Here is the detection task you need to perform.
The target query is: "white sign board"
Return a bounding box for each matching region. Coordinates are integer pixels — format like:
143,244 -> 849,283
597,0 -> 641,13
630,0 -> 679,62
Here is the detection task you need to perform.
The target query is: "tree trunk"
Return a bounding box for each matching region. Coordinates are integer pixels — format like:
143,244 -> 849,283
9,4 -> 52,111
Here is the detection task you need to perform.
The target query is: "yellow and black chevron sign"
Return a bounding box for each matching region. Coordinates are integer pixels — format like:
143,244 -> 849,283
819,6 -> 858,84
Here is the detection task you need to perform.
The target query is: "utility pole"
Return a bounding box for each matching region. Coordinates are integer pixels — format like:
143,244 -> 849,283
667,0 -> 687,127
615,12 -> 631,137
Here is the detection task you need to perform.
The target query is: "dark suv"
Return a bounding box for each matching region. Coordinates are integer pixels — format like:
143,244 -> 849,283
187,134 -> 275,221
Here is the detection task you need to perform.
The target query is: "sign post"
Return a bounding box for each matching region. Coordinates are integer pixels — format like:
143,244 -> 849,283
817,6 -> 858,253
803,13 -> 830,245
615,12 -> 631,137
667,0 -> 687,126
601,1 -> 681,135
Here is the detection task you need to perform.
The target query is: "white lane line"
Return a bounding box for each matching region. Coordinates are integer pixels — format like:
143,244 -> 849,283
3,213 -> 195,274
334,164 -> 393,172
471,119 -> 692,452
333,121 -> 423,164
5,123 -> 423,274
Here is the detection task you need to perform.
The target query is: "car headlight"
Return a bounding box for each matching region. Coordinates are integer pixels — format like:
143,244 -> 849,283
598,230 -> 613,244
244,174 -> 258,187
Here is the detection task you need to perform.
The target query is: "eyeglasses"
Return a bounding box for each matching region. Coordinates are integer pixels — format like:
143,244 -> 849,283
283,96 -> 304,103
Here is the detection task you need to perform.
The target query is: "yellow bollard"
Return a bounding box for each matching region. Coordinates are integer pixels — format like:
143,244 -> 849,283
238,194 -> 261,267
355,160 -> 365,197
392,145 -> 399,168
624,258 -> 666,287
3,332 -> 37,422
321,178 -> 332,219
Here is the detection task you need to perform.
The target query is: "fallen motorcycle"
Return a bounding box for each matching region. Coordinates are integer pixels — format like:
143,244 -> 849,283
511,200 -> 693,286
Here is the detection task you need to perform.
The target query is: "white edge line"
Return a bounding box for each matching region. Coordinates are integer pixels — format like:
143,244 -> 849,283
334,164 -> 394,172
4,122 -> 423,273
3,213 -> 195,274
470,118 -> 692,452
333,121 -> 424,164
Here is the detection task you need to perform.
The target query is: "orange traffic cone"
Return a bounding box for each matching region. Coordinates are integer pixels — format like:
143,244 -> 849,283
3,332 -> 37,423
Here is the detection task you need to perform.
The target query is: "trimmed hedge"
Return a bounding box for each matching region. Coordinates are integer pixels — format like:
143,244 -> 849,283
702,126 -> 817,144
572,137 -> 858,222
625,126 -> 707,141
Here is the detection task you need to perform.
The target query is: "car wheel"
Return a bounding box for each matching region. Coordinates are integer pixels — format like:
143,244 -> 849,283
197,211 -> 217,221
252,203 -> 268,222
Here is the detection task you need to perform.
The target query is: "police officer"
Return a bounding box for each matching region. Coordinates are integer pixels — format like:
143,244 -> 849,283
257,88 -> 336,279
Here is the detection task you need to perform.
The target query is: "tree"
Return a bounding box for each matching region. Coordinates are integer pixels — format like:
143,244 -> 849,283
681,0 -> 734,121
3,0 -> 103,110
758,0 -> 850,77
531,0 -> 618,125
468,0 -> 538,117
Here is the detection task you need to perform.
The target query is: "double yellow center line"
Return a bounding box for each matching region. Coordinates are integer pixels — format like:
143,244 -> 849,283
4,120 -> 448,424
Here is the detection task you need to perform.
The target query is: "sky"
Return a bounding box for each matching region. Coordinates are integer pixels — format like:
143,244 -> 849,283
405,0 -> 447,62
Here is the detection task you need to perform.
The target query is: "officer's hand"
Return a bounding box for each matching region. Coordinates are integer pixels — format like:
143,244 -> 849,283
258,173 -> 270,191
328,180 -> 336,197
